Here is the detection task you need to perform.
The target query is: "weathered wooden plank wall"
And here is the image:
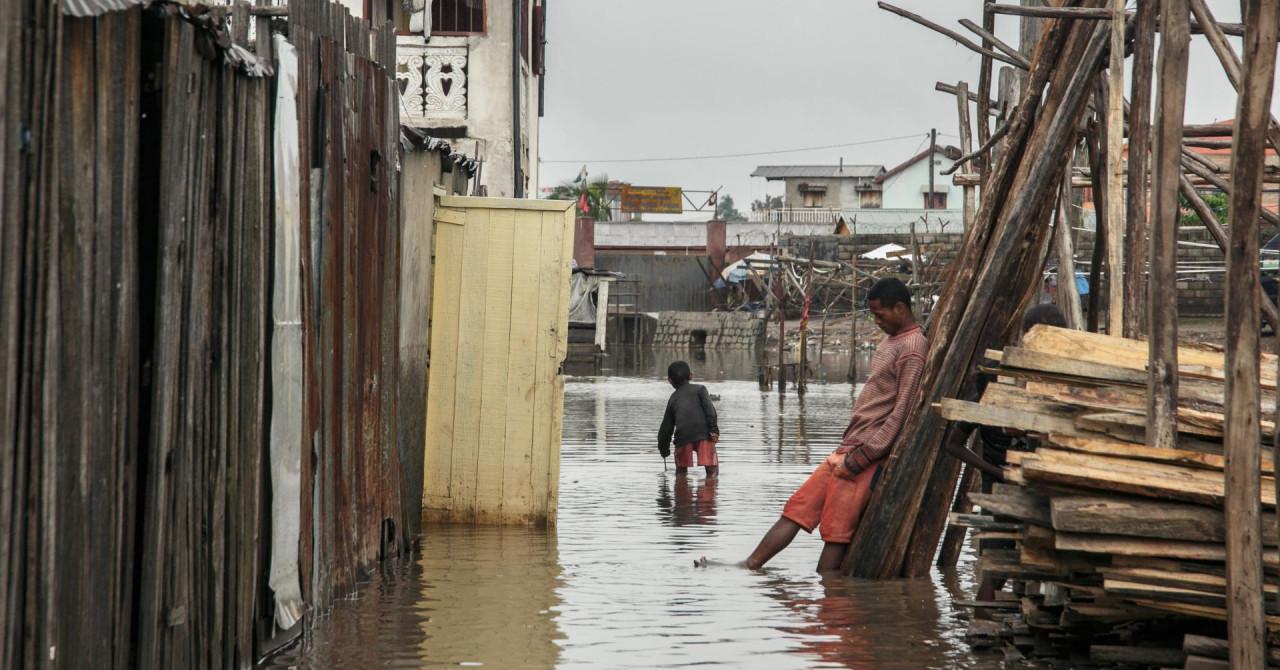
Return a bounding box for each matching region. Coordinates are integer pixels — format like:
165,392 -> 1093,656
1,0 -> 438,665
286,0 -> 408,611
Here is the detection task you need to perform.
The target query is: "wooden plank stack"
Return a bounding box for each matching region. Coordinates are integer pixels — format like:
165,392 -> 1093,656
941,325 -> 1280,668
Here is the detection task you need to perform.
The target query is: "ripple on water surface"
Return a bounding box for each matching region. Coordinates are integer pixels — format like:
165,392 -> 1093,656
265,352 -> 1007,669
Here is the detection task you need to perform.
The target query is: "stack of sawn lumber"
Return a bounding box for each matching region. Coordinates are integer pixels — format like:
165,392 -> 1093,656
940,325 -> 1280,669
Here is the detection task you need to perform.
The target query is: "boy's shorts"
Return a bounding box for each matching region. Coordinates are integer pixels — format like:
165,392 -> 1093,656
674,440 -> 718,468
782,454 -> 881,543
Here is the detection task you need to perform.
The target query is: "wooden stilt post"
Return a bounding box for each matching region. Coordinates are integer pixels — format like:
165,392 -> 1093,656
1123,0 -> 1156,338
977,1 -> 995,188
1223,1 -> 1278,665
1147,0 -> 1188,452
1104,0 -> 1125,335
848,219 -> 860,382
956,83 -> 977,230
937,461 -> 980,571
1054,169 -> 1084,329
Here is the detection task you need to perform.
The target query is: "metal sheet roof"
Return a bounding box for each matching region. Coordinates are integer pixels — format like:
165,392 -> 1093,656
61,0 -> 147,17
750,165 -> 884,180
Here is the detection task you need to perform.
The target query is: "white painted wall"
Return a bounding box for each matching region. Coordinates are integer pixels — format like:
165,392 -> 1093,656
879,152 -> 963,210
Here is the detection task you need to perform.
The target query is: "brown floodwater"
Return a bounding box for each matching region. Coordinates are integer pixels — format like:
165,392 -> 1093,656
264,349 -> 1009,669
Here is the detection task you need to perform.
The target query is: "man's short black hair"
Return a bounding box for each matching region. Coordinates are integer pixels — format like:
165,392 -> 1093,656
1022,303 -> 1067,332
667,361 -> 691,386
866,277 -> 912,309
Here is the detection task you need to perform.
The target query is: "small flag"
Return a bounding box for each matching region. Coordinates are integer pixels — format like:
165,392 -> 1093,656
578,191 -> 590,215
573,164 -> 588,184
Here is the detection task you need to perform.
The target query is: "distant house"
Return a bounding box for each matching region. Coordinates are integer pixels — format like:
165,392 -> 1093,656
749,146 -> 965,232
749,164 -> 886,210
875,145 -> 963,210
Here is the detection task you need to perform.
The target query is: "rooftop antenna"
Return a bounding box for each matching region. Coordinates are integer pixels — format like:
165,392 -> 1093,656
839,157 -> 844,173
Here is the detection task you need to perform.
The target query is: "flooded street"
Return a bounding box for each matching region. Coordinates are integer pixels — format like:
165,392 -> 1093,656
266,350 -> 1005,669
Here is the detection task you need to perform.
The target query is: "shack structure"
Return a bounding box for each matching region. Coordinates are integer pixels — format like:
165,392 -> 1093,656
850,1 -> 1280,667
0,0 -> 570,666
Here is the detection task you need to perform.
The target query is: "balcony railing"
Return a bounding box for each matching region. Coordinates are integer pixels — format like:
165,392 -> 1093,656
396,37 -> 467,126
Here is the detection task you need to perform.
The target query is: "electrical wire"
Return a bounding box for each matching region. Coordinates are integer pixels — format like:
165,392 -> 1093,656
541,133 -> 928,164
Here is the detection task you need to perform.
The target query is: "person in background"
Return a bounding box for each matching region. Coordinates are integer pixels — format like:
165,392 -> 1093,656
744,278 -> 927,572
657,361 -> 720,478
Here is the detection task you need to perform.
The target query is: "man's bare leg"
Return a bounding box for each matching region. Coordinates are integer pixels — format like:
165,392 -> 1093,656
705,465 -> 719,478
675,466 -> 688,476
816,542 -> 848,573
745,516 -> 803,569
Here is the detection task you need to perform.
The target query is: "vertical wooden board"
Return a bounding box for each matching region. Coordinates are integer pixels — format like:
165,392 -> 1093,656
528,210 -> 565,522
475,209 -> 515,521
546,208 -> 574,522
423,219 -> 464,512
501,214 -> 543,522
448,207 -> 491,520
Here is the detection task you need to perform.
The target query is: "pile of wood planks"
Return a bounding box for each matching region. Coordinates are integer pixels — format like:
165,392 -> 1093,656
941,325 -> 1280,669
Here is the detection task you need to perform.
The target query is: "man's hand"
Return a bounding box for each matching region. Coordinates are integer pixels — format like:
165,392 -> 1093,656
825,450 -> 857,480
659,444 -> 671,459
710,432 -> 719,444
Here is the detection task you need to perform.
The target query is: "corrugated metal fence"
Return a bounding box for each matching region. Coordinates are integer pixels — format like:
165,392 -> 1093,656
0,0 -> 430,666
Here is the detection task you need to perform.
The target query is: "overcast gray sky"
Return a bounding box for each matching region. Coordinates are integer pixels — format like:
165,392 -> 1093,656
538,0 -> 1278,216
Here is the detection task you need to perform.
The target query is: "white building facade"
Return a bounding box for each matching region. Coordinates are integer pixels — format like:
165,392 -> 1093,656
395,0 -> 545,198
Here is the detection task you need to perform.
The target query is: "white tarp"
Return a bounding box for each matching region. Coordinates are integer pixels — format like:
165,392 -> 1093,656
268,34 -> 304,631
568,273 -> 601,325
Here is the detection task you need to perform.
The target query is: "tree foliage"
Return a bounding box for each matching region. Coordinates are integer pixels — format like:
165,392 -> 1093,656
1179,190 -> 1229,227
716,193 -> 746,222
547,176 -> 612,221
752,194 -> 784,211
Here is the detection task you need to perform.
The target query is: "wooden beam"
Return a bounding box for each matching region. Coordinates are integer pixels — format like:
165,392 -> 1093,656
976,0 -> 996,184
987,4 -> 1112,19
1054,170 -> 1084,330
959,18 -> 1025,69
1147,0 -> 1189,451
934,82 -> 1000,117
1224,1 -> 1278,664
955,82 -> 976,230
1123,0 -> 1155,338
877,2 -> 1030,70
1085,115 -> 1106,333
1104,0 -> 1125,336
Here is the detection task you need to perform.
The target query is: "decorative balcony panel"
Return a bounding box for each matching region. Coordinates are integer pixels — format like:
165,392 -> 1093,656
397,38 -> 467,126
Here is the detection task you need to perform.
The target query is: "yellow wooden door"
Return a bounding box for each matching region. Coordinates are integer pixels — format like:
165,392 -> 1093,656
423,196 -> 574,525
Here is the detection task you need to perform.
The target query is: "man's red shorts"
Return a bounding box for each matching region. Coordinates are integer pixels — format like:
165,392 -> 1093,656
674,439 -> 718,468
781,455 -> 880,543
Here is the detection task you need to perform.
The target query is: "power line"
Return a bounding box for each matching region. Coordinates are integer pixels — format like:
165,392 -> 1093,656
541,133 -> 928,164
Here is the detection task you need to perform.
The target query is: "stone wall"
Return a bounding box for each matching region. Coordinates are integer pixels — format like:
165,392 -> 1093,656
651,311 -> 766,349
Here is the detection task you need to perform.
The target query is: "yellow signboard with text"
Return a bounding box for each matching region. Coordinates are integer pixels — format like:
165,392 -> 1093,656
620,186 -> 683,214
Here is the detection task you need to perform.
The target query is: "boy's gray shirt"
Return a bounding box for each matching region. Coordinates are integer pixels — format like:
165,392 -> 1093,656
657,383 -> 719,453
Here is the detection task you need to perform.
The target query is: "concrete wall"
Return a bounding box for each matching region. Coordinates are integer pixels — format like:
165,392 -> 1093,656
651,311 -> 766,349
879,153 -> 963,210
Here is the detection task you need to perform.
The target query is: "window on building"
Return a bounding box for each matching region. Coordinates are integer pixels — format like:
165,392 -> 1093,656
803,191 -> 824,208
859,191 -> 882,209
923,192 -> 947,209
433,0 -> 485,35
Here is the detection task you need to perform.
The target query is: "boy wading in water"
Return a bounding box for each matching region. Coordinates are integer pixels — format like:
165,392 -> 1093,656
658,361 -> 720,477
745,278 -> 927,572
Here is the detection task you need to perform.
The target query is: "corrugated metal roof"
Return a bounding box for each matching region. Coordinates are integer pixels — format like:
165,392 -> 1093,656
61,0 -> 147,18
750,165 -> 884,180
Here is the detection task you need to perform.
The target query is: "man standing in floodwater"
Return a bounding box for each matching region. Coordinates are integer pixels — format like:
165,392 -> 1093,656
658,361 -> 721,478
745,278 -> 927,572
